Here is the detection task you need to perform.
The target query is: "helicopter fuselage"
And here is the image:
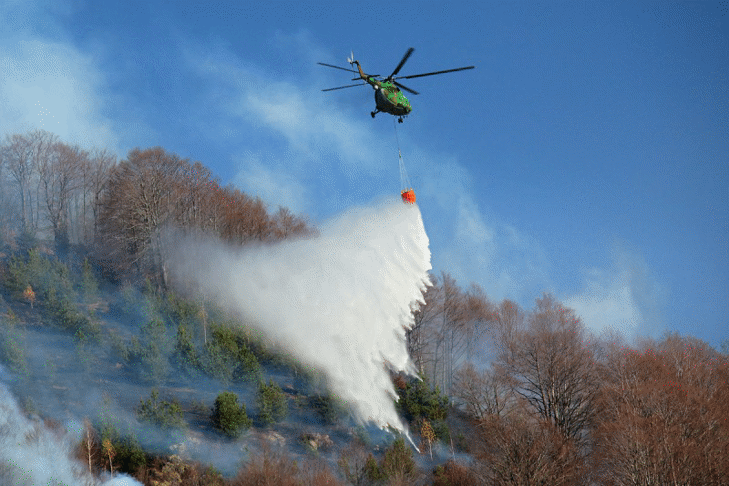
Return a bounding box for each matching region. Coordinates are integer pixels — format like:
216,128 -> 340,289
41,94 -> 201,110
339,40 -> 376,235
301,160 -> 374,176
320,48 -> 473,122
372,79 -> 411,116
354,62 -> 412,119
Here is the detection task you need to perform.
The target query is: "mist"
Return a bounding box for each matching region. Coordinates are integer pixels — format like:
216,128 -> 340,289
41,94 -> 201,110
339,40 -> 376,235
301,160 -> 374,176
0,377 -> 143,486
169,197 -> 432,433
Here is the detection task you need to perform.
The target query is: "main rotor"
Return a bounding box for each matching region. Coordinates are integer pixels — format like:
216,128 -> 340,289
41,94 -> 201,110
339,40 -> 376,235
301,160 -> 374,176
318,47 -> 475,94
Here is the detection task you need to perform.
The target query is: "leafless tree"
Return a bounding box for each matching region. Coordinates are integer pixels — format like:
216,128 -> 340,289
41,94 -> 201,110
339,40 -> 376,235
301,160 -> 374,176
496,294 -> 602,443
38,141 -> 86,251
453,363 -> 512,420
1,130 -> 56,235
82,148 -> 115,245
595,334 -> 729,485
476,412 -> 583,486
408,273 -> 442,375
272,206 -> 312,239
97,147 -> 186,285
408,273 -> 493,399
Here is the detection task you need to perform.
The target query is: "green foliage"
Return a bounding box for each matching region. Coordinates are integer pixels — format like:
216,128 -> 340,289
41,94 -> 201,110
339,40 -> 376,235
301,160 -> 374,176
200,324 -> 262,384
5,250 -> 99,340
257,379 -> 288,426
234,343 -> 262,383
137,389 -> 186,430
171,325 -> 200,374
113,435 -> 148,476
397,376 -> 450,440
364,454 -> 385,482
7,249 -> 75,301
128,318 -> 172,384
309,393 -> 349,425
163,292 -> 201,327
120,282 -> 138,315
109,330 -> 131,362
211,391 -> 252,438
340,441 -> 416,485
100,425 -> 147,476
0,312 -> 27,374
381,437 -> 416,480
79,258 -> 99,302
16,229 -> 38,254
202,340 -> 236,384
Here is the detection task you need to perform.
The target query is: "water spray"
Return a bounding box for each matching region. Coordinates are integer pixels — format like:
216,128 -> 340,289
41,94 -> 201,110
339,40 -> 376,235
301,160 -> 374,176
169,197 -> 432,436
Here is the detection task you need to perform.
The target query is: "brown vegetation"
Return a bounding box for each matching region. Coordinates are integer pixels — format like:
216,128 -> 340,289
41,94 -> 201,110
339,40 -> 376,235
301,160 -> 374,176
3,129 -> 728,485
594,334 -> 729,485
0,131 -> 312,286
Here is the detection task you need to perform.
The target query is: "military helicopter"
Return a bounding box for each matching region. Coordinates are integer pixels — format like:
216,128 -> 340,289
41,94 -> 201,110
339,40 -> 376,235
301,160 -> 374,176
318,48 -> 474,123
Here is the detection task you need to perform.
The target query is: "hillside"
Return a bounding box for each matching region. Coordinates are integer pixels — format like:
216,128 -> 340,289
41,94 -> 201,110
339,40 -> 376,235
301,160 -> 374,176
1,131 -> 728,485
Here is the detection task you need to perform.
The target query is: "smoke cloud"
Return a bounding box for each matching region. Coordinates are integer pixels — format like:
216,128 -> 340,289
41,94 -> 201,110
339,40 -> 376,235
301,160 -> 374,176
0,377 -> 143,486
169,197 -> 431,432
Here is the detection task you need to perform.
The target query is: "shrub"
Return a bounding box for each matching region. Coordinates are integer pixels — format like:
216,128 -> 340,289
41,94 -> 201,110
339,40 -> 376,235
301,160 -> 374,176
211,391 -> 252,438
171,325 -> 200,374
257,379 -> 288,426
309,393 -> 348,425
79,258 -> 99,302
0,312 -> 27,374
433,460 -> 479,486
233,343 -> 262,383
381,437 -> 416,480
397,376 -> 450,440
99,422 -> 147,476
202,340 -> 236,384
131,319 -> 172,384
137,389 -> 186,430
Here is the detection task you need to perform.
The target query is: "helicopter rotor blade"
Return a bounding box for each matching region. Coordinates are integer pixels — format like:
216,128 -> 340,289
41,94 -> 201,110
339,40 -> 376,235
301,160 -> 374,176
322,83 -> 367,92
393,81 -> 419,95
318,62 -> 356,73
394,65 -> 475,80
389,47 -> 415,79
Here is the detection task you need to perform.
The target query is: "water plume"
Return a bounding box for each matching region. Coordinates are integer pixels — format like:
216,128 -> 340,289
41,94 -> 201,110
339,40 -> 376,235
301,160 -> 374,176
169,197 -> 431,433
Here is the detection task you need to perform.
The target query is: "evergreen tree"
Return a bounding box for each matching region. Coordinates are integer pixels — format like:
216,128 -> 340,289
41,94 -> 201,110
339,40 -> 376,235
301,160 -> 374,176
211,391 -> 251,438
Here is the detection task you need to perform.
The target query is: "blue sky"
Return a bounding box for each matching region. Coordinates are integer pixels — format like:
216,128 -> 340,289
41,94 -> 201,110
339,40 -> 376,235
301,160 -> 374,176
1,0 -> 727,348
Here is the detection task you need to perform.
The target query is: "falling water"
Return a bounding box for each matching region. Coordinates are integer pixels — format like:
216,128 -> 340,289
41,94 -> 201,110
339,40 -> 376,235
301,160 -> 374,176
169,196 -> 432,435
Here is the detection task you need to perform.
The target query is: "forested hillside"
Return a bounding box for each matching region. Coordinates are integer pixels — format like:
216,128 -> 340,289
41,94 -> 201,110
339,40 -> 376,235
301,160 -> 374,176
1,129 -> 727,485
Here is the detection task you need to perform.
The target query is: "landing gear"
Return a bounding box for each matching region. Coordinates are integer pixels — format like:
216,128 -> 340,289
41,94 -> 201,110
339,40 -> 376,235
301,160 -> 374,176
371,111 -> 376,118
398,117 -> 403,123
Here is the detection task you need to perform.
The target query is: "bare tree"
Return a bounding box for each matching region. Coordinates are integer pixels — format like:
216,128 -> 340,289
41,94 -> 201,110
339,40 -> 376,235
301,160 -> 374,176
595,334 -> 729,485
0,130 -> 56,235
453,362 -> 512,420
97,147 -> 186,285
407,273 -> 493,398
82,148 -> 115,245
38,141 -> 86,252
272,206 -> 312,239
408,273 -> 442,375
497,294 -> 602,443
476,411 -> 583,486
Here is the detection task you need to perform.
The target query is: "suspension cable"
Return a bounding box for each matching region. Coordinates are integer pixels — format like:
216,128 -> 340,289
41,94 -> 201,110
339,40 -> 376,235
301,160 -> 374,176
394,118 -> 412,191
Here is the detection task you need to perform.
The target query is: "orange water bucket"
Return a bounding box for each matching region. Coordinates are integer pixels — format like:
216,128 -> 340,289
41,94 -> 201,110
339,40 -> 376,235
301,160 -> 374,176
401,188 -> 416,204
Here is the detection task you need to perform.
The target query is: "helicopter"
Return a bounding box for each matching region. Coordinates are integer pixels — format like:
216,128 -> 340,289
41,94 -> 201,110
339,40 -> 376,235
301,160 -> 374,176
318,48 -> 474,123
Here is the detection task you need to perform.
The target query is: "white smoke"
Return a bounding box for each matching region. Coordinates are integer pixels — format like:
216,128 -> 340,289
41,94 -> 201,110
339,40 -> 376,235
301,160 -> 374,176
0,378 -> 142,486
169,197 -> 431,432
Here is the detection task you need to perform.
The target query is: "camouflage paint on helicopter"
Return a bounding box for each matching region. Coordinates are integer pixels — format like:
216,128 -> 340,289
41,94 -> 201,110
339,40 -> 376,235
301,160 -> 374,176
319,48 -> 473,123
363,76 -> 412,118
